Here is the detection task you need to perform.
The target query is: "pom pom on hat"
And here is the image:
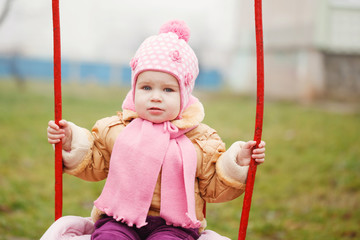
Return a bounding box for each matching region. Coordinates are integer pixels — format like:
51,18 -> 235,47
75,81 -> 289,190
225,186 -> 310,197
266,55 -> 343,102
159,20 -> 191,43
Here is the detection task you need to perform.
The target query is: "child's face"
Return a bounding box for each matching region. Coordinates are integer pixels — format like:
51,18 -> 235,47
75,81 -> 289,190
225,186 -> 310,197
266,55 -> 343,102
134,71 -> 181,123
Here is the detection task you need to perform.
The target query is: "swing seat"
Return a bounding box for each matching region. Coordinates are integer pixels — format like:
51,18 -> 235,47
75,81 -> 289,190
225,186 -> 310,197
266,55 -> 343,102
40,216 -> 231,240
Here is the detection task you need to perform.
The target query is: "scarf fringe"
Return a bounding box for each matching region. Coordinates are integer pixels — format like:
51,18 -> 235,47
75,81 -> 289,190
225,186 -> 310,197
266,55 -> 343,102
96,206 -> 148,228
164,213 -> 201,229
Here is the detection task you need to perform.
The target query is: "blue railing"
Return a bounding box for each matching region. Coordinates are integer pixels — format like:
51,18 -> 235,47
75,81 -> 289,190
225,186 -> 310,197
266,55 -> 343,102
0,55 -> 222,90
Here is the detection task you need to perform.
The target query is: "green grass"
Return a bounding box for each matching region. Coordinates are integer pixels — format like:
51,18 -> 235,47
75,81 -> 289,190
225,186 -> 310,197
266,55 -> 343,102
0,79 -> 359,239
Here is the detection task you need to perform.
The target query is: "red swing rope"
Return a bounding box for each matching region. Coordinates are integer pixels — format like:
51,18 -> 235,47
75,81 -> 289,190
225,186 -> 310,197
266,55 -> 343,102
238,0 -> 264,239
52,0 -> 63,221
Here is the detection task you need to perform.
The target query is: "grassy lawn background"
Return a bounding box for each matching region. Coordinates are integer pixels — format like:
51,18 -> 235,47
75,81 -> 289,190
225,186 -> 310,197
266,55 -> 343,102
0,79 -> 359,239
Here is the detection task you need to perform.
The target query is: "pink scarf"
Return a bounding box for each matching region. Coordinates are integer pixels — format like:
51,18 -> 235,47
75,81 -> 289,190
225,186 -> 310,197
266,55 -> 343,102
94,118 -> 201,229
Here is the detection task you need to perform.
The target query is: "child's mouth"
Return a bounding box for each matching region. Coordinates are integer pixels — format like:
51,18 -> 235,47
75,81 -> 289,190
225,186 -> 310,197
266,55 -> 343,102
148,107 -> 164,114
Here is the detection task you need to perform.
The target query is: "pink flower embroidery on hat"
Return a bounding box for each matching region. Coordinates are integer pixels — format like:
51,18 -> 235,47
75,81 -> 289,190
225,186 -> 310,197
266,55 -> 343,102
184,73 -> 193,87
169,50 -> 182,63
130,57 -> 138,71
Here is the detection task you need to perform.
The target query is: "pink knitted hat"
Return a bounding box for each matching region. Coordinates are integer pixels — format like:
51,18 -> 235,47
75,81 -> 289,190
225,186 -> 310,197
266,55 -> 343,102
122,20 -> 199,117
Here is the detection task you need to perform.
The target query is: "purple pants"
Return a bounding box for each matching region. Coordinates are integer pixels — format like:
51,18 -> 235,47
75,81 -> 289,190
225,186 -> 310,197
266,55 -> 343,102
91,215 -> 200,240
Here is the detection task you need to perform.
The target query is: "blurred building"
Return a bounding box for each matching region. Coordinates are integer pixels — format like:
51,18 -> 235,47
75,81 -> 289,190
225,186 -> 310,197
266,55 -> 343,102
231,0 -> 360,101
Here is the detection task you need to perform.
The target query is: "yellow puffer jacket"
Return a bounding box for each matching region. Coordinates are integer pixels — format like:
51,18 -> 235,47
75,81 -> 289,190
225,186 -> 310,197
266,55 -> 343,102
62,101 -> 249,231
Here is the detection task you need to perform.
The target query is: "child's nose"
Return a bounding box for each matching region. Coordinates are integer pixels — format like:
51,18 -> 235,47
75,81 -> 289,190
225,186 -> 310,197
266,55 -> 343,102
150,90 -> 162,102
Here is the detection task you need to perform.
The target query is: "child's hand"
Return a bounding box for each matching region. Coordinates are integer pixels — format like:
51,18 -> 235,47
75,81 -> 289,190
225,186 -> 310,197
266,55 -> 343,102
47,119 -> 72,151
236,140 -> 266,166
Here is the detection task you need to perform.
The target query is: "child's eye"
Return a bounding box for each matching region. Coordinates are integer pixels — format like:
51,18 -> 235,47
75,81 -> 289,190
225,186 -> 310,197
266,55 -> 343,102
142,86 -> 151,90
164,88 -> 174,92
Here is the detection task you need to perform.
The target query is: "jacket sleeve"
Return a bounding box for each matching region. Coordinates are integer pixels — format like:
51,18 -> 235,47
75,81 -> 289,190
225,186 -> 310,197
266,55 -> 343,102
193,124 -> 248,203
63,116 -> 124,181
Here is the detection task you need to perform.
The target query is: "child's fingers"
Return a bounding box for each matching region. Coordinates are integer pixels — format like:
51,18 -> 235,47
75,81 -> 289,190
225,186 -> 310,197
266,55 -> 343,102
48,138 -> 61,144
47,120 -> 67,144
47,124 -> 65,140
254,157 -> 265,164
47,126 -> 64,135
48,120 -> 59,130
58,119 -> 68,127
47,131 -> 65,140
48,119 -> 68,129
253,147 -> 265,154
246,140 -> 265,149
244,140 -> 257,149
257,141 -> 266,148
47,132 -> 63,143
252,141 -> 265,153
252,153 -> 265,159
